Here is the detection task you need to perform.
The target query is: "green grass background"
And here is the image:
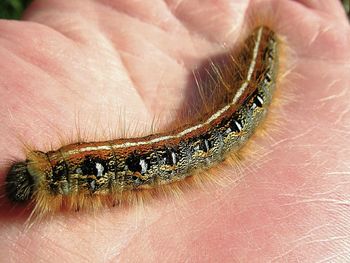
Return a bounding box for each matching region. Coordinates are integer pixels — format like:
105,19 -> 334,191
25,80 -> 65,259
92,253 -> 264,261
0,0 -> 349,20
0,0 -> 32,19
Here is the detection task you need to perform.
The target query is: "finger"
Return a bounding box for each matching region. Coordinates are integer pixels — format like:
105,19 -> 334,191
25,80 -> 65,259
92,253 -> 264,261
293,0 -> 349,22
164,0 -> 248,43
248,0 -> 350,63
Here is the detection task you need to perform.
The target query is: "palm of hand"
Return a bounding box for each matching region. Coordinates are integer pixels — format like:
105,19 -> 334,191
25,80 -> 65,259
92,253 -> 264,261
0,0 -> 349,261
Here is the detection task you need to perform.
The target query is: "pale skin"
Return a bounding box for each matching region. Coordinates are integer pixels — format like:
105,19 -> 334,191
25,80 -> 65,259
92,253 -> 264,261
0,0 -> 350,262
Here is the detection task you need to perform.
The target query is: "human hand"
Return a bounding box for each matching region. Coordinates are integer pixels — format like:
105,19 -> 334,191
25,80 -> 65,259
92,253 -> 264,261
0,0 -> 349,261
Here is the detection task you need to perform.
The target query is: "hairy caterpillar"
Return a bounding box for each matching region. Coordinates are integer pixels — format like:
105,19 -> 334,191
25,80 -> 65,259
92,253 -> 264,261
5,26 -> 279,216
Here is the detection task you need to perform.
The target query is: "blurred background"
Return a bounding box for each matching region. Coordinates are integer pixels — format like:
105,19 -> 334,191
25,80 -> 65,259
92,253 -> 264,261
0,0 -> 349,20
0,0 -> 31,19
343,0 -> 350,15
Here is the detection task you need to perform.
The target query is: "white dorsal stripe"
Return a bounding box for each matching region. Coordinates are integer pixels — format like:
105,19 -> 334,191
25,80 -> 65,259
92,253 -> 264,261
68,28 -> 264,155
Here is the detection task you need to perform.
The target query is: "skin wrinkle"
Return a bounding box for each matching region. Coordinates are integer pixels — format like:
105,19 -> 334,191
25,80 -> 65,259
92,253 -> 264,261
109,4 -> 228,123
1,46 -> 65,99
1,62 -> 72,145
334,106 -> 350,126
165,0 -> 241,45
96,0 -> 182,35
326,171 -> 350,176
319,81 -> 346,102
306,1 -> 346,26
53,217 -> 122,261
296,0 -> 342,15
25,12 -> 95,44
117,52 -> 151,113
34,2 -> 168,114
89,9 -> 220,117
317,252 -> 350,263
279,182 -> 349,199
298,228 -> 346,251
116,42 -> 188,103
9,242 -> 31,261
165,0 -> 214,43
3,25 -> 138,118
270,238 -> 347,263
265,1 -> 350,62
270,127 -> 315,147
0,39 -> 66,85
96,1 -> 219,64
41,234 -> 91,262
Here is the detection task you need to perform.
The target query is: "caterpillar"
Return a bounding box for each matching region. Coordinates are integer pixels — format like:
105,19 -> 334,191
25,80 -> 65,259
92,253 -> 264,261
5,26 -> 279,215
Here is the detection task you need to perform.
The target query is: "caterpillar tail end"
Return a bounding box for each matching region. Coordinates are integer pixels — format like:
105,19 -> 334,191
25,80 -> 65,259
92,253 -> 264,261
5,162 -> 34,202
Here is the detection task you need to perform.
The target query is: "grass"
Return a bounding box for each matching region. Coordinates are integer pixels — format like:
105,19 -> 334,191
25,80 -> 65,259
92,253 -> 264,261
0,0 -> 32,19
